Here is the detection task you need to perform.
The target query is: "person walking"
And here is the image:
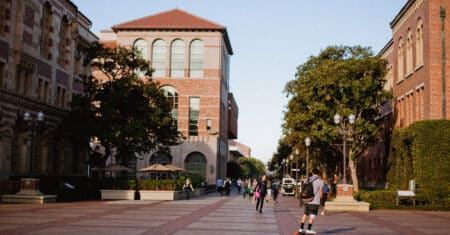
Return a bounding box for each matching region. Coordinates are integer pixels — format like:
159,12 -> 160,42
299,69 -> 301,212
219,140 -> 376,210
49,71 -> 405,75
255,175 -> 267,213
299,169 -> 323,234
242,179 -> 248,198
320,182 -> 330,215
237,178 -> 242,195
272,179 -> 280,203
266,178 -> 272,203
184,178 -> 195,200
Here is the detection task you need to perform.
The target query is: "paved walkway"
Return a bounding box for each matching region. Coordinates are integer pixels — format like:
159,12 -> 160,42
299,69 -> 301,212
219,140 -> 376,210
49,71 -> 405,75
0,190 -> 449,235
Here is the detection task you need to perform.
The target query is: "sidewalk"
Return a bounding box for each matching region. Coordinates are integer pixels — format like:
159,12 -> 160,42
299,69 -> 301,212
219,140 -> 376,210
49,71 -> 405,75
0,190 -> 449,234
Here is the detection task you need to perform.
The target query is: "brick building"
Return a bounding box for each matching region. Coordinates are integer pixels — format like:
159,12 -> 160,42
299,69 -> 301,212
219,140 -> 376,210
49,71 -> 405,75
98,9 -> 237,184
358,0 -> 450,188
0,0 -> 97,194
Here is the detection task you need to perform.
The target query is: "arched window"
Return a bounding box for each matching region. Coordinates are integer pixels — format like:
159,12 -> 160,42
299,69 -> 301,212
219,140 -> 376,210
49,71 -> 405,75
133,38 -> 148,60
58,15 -> 69,66
397,38 -> 404,82
416,19 -> 424,67
189,39 -> 204,78
170,39 -> 185,78
184,152 -> 207,179
40,2 -> 52,59
152,39 -> 166,77
150,151 -> 172,165
406,29 -> 413,75
133,39 -> 148,77
160,85 -> 178,128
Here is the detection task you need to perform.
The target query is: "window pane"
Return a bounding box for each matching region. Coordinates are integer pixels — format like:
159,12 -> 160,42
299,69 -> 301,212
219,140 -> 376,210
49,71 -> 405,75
189,40 -> 203,78
171,39 -> 185,78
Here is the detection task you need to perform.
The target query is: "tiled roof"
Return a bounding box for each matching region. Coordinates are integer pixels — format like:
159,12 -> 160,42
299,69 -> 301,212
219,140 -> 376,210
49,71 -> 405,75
111,9 -> 233,55
112,8 -> 224,31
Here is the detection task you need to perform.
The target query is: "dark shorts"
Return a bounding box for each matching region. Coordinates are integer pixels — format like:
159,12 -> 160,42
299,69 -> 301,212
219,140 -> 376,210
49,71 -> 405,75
303,204 -> 320,215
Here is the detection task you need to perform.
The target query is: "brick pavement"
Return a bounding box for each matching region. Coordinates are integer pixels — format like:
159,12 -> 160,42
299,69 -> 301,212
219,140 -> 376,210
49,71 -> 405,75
0,190 -> 449,235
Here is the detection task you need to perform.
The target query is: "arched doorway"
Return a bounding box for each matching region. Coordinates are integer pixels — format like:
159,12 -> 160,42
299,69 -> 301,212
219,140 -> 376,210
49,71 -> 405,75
184,152 -> 207,179
149,151 -> 172,165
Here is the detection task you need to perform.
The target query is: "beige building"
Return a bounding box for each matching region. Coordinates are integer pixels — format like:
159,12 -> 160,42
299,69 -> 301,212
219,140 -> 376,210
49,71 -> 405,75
0,0 -> 96,194
98,9 -> 236,185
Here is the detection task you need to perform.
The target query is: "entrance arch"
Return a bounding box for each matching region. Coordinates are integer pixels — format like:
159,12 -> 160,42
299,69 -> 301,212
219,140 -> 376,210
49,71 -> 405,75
184,152 -> 207,179
149,151 -> 172,165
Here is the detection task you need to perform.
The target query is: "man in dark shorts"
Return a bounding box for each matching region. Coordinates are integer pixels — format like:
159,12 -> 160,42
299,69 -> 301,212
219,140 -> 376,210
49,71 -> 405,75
299,168 -> 323,234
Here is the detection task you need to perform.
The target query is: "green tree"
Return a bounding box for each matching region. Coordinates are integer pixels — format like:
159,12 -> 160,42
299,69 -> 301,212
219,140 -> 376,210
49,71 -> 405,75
283,45 -> 390,191
68,42 -> 180,168
239,158 -> 266,178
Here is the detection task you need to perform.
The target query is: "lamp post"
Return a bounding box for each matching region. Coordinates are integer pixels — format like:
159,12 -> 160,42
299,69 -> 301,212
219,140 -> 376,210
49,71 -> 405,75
281,159 -> 286,177
23,111 -> 45,175
295,148 -> 300,182
333,113 -> 355,184
304,137 -> 311,178
289,154 -> 294,178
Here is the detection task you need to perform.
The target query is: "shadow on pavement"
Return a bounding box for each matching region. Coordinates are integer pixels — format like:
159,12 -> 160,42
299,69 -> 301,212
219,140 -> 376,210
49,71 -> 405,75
321,227 -> 355,234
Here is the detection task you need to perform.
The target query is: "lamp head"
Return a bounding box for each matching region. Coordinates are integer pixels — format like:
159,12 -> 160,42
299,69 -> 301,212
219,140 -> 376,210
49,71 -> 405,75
23,112 -> 31,121
37,111 -> 45,122
305,137 -> 311,147
334,113 -> 341,125
348,114 -> 355,124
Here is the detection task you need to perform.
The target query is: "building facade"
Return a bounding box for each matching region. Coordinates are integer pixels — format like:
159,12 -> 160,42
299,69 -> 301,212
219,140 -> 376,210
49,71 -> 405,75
0,0 -> 97,194
358,0 -> 450,188
98,9 -> 236,185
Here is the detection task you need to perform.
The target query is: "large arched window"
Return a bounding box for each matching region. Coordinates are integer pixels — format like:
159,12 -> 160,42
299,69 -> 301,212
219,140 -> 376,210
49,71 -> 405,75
160,85 -> 178,128
184,152 -> 207,179
416,19 -> 424,67
406,29 -> 413,75
170,39 -> 185,78
133,39 -> 148,77
152,39 -> 166,77
40,2 -> 52,59
150,151 -> 172,165
397,38 -> 404,82
189,39 -> 204,78
133,38 -> 148,60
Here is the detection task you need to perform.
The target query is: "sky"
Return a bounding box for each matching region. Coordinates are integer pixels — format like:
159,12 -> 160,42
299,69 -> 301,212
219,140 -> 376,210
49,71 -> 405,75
72,0 -> 407,164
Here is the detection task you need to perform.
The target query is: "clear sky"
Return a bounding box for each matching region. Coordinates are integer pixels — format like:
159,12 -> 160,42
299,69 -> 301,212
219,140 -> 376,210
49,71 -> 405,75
72,0 -> 407,164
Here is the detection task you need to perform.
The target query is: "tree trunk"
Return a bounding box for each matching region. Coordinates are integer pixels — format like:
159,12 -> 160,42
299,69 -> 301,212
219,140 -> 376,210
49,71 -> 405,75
348,159 -> 359,192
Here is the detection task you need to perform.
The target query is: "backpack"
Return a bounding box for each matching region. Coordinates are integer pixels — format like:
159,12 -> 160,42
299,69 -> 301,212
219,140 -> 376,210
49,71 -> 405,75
301,177 -> 318,202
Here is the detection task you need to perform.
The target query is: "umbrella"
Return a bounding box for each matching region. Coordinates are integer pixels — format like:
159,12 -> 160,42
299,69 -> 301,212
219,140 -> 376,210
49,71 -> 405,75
165,164 -> 186,172
138,164 -> 171,172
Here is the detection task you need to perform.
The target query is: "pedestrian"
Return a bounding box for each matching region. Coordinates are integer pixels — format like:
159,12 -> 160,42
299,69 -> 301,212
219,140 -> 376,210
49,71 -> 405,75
254,175 -> 267,213
216,178 -> 224,196
272,179 -> 280,203
299,168 -> 323,234
320,182 -> 330,215
224,178 -> 231,196
237,178 -> 242,194
184,178 -> 195,200
266,178 -> 272,203
242,179 -> 248,198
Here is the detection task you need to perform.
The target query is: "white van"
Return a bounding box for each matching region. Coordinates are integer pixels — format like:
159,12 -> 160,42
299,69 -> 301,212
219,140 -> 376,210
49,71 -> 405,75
282,178 -> 295,196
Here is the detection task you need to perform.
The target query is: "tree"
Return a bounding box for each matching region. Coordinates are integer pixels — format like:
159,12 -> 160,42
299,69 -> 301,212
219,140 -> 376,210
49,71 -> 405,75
239,158 -> 266,178
283,45 -> 390,191
69,42 -> 180,168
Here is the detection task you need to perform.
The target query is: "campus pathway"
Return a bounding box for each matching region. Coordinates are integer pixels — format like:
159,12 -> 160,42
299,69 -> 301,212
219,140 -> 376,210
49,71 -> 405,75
0,190 -> 449,235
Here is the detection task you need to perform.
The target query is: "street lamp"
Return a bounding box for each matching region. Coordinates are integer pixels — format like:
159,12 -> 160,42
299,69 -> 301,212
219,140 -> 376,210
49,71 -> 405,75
294,148 -> 300,182
333,113 -> 355,184
23,111 -> 45,175
304,137 -> 311,178
289,154 -> 294,178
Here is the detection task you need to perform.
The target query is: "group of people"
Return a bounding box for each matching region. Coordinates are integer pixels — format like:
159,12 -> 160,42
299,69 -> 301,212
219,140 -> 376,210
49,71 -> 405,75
235,176 -> 281,213
216,178 -> 233,196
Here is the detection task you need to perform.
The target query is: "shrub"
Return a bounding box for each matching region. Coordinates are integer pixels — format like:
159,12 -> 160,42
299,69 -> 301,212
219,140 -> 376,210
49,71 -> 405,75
356,189 -> 397,209
138,179 -> 174,190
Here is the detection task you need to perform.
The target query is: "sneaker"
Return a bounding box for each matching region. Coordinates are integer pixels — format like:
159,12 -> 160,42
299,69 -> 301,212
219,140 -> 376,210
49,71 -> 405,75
305,229 -> 316,234
320,210 -> 325,216
298,228 -> 305,233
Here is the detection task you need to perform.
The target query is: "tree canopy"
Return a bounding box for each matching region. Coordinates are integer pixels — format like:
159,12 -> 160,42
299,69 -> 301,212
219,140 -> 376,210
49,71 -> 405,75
279,45 -> 391,190
67,42 -> 180,167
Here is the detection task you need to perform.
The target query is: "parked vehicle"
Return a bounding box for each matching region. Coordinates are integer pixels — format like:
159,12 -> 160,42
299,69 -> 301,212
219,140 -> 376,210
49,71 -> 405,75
282,178 -> 295,196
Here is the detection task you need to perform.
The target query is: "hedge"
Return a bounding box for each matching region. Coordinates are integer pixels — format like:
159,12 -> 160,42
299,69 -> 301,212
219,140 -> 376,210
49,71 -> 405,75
386,120 -> 450,206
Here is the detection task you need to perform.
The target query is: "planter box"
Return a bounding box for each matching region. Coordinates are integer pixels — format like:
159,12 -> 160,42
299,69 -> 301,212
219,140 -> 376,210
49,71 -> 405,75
101,190 -> 135,200
140,190 -> 176,200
